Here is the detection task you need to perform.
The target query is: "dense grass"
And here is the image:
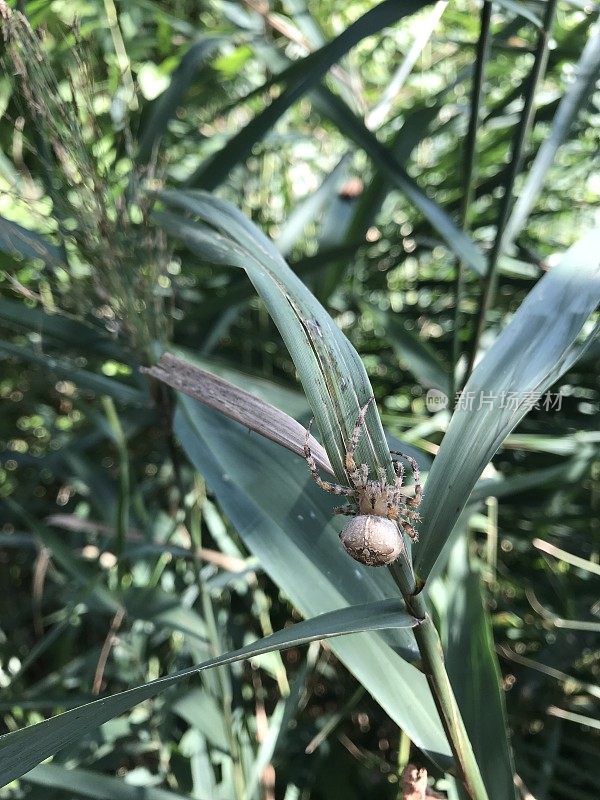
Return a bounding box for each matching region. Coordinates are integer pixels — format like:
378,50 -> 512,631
0,1 -> 599,798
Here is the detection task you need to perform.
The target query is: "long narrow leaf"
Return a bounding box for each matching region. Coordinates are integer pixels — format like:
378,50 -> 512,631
24,764 -> 190,800
136,36 -> 224,163
504,23 -> 600,247
155,190 -> 394,487
0,599 -> 418,786
0,341 -> 145,406
443,536 -> 517,800
0,298 -> 125,360
414,228 -> 600,579
312,88 -> 487,275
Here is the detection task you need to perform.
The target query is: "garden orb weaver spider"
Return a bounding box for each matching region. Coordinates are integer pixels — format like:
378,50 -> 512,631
303,398 -> 423,567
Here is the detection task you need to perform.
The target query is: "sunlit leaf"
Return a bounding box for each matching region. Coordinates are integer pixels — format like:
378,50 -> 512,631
187,0 -> 437,189
414,229 -> 600,579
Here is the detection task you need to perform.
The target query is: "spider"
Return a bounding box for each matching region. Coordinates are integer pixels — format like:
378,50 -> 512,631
303,398 -> 423,567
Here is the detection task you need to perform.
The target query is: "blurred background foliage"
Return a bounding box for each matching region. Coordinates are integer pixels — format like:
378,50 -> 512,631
0,0 -> 599,798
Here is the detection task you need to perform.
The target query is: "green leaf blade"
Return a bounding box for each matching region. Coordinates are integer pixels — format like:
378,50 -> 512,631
415,228 -> 600,580
0,596 -> 419,786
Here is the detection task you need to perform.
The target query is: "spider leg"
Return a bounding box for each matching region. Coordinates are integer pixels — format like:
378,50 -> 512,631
304,420 -> 356,497
334,504 -> 356,516
352,462 -> 368,489
387,505 -> 419,539
381,461 -> 405,519
401,522 -> 419,541
345,397 -> 375,477
390,450 -> 423,508
388,489 -> 421,533
346,462 -> 363,489
393,459 -> 405,489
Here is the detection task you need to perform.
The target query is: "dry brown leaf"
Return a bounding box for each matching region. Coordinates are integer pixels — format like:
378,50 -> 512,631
143,352 -> 333,474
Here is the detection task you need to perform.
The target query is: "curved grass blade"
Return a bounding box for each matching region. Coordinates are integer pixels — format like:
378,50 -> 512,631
155,189 -> 421,593
0,298 -> 126,360
533,538 -> 600,577
23,764 -> 190,800
0,598 -> 419,786
186,0 -> 436,189
155,190 -> 395,488
0,341 -> 145,407
414,228 -> 600,580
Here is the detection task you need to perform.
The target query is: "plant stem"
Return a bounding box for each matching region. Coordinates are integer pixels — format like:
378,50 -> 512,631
102,396 -> 130,586
387,565 -> 489,799
407,592 -> 490,800
102,0 -> 137,109
451,0 -> 492,404
465,0 -> 558,381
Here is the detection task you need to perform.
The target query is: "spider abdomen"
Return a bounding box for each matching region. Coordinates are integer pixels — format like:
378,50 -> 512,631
340,515 -> 403,567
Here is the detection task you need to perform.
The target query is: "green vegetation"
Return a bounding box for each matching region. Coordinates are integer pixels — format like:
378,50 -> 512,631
0,1 -> 598,798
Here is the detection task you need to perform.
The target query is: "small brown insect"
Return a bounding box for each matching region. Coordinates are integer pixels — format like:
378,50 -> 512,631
303,398 -> 423,566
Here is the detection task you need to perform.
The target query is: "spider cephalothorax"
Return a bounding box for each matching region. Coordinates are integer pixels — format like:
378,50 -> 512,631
303,398 -> 423,567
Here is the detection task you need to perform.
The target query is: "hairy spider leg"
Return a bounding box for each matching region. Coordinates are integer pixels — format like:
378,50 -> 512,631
386,504 -> 419,539
402,522 -> 419,541
392,459 -> 405,488
345,397 -> 375,479
358,463 -> 370,488
384,460 -> 405,518
390,450 -> 423,508
304,420 -> 356,498
333,504 -> 356,516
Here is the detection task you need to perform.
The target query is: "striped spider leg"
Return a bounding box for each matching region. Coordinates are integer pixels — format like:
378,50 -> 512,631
303,420 -> 357,503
